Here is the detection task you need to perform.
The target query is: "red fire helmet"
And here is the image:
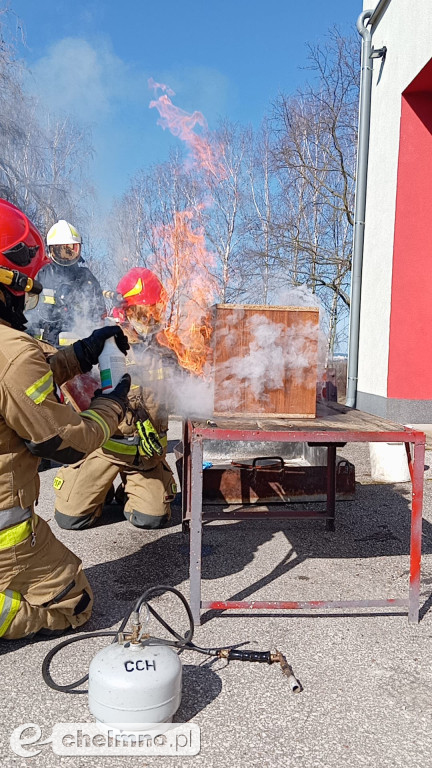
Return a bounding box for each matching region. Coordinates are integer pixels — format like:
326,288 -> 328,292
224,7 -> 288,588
0,199 -> 48,294
116,267 -> 167,308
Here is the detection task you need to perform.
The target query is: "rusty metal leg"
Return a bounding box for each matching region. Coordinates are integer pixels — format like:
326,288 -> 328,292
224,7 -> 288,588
325,444 -> 336,532
189,433 -> 204,626
409,437 -> 425,623
182,419 -> 190,534
405,441 -> 414,484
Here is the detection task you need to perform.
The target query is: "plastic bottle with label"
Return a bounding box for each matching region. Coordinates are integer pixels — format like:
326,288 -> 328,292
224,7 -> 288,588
98,319 -> 127,394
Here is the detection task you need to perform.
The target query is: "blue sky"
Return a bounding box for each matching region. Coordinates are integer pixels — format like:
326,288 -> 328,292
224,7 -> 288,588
11,0 -> 363,210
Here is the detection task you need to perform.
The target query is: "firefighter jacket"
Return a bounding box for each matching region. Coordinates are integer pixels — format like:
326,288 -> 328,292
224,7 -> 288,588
101,335 -> 179,470
25,260 -> 106,346
0,319 -> 124,527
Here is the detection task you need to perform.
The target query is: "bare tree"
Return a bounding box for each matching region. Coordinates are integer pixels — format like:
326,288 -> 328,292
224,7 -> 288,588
243,119 -> 284,303
271,29 -> 359,353
200,120 -> 251,302
0,7 -> 95,238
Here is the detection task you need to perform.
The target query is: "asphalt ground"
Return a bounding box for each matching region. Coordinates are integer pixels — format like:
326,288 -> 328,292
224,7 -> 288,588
1,421 -> 432,767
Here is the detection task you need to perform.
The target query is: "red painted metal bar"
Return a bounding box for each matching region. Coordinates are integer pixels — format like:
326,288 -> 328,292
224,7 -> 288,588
201,597 -> 408,611
409,436 -> 425,623
202,598 -> 408,611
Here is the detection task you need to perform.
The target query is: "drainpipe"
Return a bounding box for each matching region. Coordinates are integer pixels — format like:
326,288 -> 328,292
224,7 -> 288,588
346,10 -> 374,408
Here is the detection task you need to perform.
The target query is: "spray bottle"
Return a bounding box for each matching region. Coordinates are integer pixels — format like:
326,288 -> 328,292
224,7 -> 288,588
98,318 -> 127,394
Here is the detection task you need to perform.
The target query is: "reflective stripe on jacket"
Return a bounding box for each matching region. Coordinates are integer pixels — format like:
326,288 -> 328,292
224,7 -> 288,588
0,321 -> 124,515
0,589 -> 21,636
0,505 -> 31,532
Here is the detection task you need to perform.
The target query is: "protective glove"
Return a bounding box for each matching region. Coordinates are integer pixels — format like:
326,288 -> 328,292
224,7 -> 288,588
136,417 -> 164,458
74,325 -> 130,373
92,373 -> 131,418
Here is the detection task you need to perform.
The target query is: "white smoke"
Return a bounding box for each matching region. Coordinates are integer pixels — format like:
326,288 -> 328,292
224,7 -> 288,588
272,285 -> 329,374
116,339 -> 214,420
67,307 -> 105,343
170,371 -> 214,419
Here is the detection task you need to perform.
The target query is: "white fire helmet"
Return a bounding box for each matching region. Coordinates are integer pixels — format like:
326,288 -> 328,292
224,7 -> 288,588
46,220 -> 82,266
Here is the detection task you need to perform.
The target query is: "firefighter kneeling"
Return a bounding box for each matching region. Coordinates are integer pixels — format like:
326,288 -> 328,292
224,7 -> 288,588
54,268 -> 178,531
0,199 -> 131,640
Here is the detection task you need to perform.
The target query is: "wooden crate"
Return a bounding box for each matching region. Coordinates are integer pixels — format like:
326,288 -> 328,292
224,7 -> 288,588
212,304 -> 319,418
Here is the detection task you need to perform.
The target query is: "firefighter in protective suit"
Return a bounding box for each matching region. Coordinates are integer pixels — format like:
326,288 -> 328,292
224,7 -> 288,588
54,267 -> 178,531
26,219 -> 106,347
0,199 -> 131,640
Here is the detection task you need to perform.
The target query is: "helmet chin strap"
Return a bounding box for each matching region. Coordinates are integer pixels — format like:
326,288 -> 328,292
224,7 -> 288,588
0,267 -> 43,330
0,286 -> 27,330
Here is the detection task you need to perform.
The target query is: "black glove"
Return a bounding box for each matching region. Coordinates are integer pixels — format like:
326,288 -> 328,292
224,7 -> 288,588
93,373 -> 131,417
74,325 -> 130,373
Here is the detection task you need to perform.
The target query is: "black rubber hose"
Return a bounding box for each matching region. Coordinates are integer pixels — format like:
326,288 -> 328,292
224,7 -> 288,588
134,585 -> 194,646
42,585 -> 255,694
41,632 -> 117,694
42,586 -> 195,694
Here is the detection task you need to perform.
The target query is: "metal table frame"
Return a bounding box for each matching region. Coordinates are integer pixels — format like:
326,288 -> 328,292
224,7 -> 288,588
182,404 -> 426,625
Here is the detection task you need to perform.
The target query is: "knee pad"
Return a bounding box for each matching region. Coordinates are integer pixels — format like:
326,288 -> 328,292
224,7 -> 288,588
124,509 -> 168,530
73,589 -> 92,616
42,580 -> 76,607
55,509 -> 96,530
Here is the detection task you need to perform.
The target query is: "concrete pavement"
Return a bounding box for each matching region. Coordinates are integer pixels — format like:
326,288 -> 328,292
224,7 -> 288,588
1,426 -> 432,767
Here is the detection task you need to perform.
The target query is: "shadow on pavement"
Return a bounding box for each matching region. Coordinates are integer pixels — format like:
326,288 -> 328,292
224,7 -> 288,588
1,479 -> 431,658
81,478 -> 432,629
176,663 -> 222,720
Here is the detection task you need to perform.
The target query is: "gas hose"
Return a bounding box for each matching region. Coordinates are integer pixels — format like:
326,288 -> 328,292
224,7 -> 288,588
42,585 -> 301,694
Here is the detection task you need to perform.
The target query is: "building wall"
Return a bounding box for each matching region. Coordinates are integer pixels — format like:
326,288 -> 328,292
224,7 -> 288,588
357,0 -> 432,420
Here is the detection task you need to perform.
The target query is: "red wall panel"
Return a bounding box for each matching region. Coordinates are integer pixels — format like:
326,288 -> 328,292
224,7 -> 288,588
388,60 -> 432,399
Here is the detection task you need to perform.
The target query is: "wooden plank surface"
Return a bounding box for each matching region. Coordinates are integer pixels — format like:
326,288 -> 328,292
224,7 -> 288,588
192,403 -> 423,436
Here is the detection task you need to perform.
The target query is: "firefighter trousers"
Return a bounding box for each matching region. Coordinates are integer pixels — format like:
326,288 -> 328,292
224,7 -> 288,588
54,450 -> 177,531
0,515 -> 93,639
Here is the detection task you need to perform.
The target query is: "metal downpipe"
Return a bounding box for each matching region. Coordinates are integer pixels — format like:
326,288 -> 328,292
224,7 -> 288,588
346,9 -> 374,408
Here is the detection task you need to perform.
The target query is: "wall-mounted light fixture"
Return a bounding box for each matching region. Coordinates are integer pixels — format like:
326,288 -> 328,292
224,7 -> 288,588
370,45 -> 387,60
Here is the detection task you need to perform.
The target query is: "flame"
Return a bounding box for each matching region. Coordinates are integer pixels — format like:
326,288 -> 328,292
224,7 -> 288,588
153,209 -> 217,376
148,80 -> 226,376
149,79 -> 226,179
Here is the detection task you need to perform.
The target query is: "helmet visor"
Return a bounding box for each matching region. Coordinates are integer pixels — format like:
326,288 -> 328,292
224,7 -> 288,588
3,242 -> 40,267
48,242 -> 81,266
125,304 -> 163,336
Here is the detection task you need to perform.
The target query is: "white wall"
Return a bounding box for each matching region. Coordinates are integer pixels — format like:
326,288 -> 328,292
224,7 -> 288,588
358,0 -> 432,397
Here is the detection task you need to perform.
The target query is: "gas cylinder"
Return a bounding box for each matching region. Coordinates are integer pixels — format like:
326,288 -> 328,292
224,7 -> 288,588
88,638 -> 182,730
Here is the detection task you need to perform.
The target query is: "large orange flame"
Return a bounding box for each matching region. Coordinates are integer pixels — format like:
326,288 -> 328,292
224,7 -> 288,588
154,209 -> 217,376
148,80 -> 226,376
